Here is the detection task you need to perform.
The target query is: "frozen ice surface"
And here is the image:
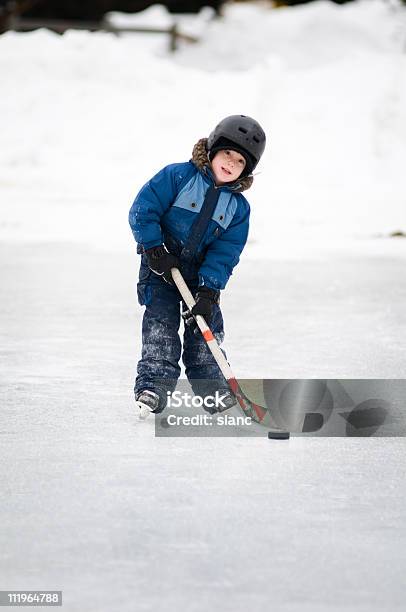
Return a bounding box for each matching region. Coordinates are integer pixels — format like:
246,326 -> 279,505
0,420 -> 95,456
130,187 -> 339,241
1,244 -> 405,611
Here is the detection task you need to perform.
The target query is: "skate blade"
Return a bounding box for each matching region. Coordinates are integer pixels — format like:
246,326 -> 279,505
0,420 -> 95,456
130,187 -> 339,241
135,401 -> 154,421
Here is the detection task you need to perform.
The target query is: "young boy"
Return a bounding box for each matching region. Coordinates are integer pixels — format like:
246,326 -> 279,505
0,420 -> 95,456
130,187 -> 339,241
128,115 -> 266,418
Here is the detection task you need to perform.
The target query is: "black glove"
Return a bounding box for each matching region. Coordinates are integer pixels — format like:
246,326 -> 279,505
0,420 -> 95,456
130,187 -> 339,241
183,286 -> 219,333
145,245 -> 180,285
191,286 -> 219,322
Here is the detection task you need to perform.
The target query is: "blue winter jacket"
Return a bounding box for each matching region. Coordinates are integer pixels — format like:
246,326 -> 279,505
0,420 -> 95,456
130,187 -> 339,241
128,139 -> 252,291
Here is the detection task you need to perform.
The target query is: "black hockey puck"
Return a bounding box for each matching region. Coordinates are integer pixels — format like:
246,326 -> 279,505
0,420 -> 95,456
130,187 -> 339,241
268,430 -> 290,440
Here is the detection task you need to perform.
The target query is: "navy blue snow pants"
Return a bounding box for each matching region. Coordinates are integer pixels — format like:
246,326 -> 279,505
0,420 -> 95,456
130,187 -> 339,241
135,256 -> 229,411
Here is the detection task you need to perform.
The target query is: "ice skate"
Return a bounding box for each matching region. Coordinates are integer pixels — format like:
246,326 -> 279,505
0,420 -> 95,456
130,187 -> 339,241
202,389 -> 237,414
135,390 -> 160,420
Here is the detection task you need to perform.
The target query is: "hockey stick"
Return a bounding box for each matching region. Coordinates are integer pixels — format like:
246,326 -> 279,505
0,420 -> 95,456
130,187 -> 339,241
171,268 -> 290,439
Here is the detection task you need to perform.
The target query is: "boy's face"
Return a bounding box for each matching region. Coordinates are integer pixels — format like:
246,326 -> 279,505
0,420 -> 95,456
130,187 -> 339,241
211,149 -> 247,184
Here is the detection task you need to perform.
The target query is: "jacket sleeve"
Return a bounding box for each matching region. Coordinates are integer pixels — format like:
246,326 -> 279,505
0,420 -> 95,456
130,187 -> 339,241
128,164 -> 183,250
198,198 -> 250,291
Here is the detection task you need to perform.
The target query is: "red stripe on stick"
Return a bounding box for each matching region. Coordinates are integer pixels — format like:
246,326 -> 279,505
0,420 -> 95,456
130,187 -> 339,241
203,330 -> 214,342
228,377 -> 267,422
228,378 -> 239,393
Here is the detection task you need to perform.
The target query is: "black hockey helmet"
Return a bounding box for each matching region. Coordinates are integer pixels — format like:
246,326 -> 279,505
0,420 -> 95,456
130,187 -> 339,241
207,115 -> 266,175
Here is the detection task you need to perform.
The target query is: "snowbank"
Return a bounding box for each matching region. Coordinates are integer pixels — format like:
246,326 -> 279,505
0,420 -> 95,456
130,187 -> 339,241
0,0 -> 405,257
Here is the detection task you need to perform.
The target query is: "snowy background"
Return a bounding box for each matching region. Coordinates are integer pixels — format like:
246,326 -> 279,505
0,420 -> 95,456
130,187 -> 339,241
1,1 -> 406,610
1,0 -> 406,253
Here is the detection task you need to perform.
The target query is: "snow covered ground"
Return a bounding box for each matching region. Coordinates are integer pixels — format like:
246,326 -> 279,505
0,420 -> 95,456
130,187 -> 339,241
1,1 -> 406,610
